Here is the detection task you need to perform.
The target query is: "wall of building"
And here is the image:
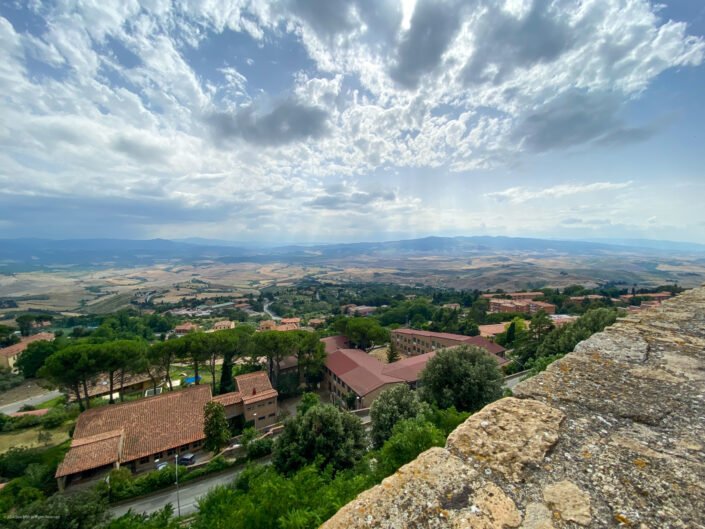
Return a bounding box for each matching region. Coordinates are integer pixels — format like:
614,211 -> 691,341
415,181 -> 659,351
391,331 -> 466,356
243,397 -> 277,428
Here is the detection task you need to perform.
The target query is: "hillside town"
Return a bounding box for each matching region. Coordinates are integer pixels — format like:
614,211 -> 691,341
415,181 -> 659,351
0,280 -> 680,520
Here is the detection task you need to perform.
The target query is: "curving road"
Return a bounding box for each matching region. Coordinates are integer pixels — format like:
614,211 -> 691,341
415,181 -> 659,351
0,389 -> 62,414
263,302 -> 281,321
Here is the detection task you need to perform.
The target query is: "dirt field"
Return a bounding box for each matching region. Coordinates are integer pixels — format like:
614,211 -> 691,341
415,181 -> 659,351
2,251 -> 703,318
0,379 -> 52,406
0,426 -> 69,452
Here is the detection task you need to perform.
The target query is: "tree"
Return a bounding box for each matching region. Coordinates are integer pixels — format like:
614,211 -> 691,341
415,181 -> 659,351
0,324 -> 20,347
39,345 -> 97,411
16,339 -> 58,378
16,314 -> 36,337
252,331 -> 296,389
203,401 -> 231,454
296,392 -> 320,415
386,342 -> 400,363
273,403 -> 367,475
295,332 -> 326,389
529,310 -> 554,344
110,340 -> 148,402
376,418 -> 445,476
149,340 -> 178,391
339,318 -> 389,351
420,345 -> 503,412
182,332 -> 211,386
37,430 -> 52,446
13,488 -> 108,529
106,506 -> 181,529
219,326 -> 254,394
370,384 -> 429,448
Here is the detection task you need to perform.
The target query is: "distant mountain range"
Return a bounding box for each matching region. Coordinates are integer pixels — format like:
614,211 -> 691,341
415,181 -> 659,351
0,235 -> 703,271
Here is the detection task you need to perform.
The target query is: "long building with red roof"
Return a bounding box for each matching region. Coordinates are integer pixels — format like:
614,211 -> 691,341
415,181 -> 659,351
390,328 -> 507,359
56,372 -> 278,489
323,331 -> 507,409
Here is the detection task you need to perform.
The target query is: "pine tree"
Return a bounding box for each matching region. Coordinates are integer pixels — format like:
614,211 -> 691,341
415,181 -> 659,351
203,402 -> 231,454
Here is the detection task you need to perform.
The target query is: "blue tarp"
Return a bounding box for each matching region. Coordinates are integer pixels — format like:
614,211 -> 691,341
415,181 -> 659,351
184,376 -> 201,384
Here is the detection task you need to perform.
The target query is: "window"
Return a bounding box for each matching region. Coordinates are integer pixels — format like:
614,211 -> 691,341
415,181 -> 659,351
268,413 -> 275,418
167,449 -> 175,456
258,416 -> 265,421
154,452 -> 163,459
139,457 -> 149,464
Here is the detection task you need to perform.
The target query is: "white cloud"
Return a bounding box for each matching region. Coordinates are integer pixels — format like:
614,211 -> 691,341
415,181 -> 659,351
485,181 -> 633,204
0,0 -> 702,241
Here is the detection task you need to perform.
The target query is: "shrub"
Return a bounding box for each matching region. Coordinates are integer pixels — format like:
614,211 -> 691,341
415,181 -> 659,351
40,408 -> 69,429
246,438 -> 273,460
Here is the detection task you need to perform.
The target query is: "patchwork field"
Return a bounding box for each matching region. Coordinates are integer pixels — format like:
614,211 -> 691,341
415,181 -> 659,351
1,246 -> 704,320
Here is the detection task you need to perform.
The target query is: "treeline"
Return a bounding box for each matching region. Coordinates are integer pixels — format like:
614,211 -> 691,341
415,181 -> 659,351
494,308 -> 621,374
21,326 -> 326,411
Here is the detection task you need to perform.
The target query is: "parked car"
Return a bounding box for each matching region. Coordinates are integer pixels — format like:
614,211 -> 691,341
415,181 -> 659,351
154,459 -> 169,471
178,453 -> 196,466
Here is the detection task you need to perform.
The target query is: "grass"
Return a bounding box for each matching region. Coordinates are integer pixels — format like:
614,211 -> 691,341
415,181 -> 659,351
35,395 -> 67,409
0,426 -> 69,452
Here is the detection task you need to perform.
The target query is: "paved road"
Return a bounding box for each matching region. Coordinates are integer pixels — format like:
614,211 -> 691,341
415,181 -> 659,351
110,464 -> 249,518
503,371 -> 531,391
0,389 -> 62,414
263,302 -> 281,321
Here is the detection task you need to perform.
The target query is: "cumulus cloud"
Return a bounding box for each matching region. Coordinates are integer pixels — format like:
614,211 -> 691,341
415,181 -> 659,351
206,99 -> 329,146
0,0 -> 702,240
390,0 -> 464,88
485,182 -> 633,204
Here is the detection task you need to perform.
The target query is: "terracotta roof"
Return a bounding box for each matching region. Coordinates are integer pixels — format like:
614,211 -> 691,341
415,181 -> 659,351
242,388 -> 278,404
235,371 -> 275,396
0,332 -> 54,359
274,323 -> 299,332
212,391 -> 243,406
326,349 -> 401,397
321,335 -> 349,353
58,385 -> 212,478
381,352 -> 436,383
280,318 -> 300,324
212,320 -> 235,330
56,430 -> 123,478
174,322 -> 199,332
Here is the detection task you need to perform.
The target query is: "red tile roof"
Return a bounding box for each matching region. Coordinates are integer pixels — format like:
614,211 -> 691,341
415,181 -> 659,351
212,391 -> 243,406
0,332 -> 54,359
381,352 -> 436,382
321,335 -> 350,353
235,371 -> 275,397
56,430 -> 123,478
242,388 -> 278,404
274,323 -> 299,332
57,385 -> 212,478
326,349 -> 401,397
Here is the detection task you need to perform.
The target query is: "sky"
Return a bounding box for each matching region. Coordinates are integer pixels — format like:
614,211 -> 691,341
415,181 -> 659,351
0,0 -> 704,244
